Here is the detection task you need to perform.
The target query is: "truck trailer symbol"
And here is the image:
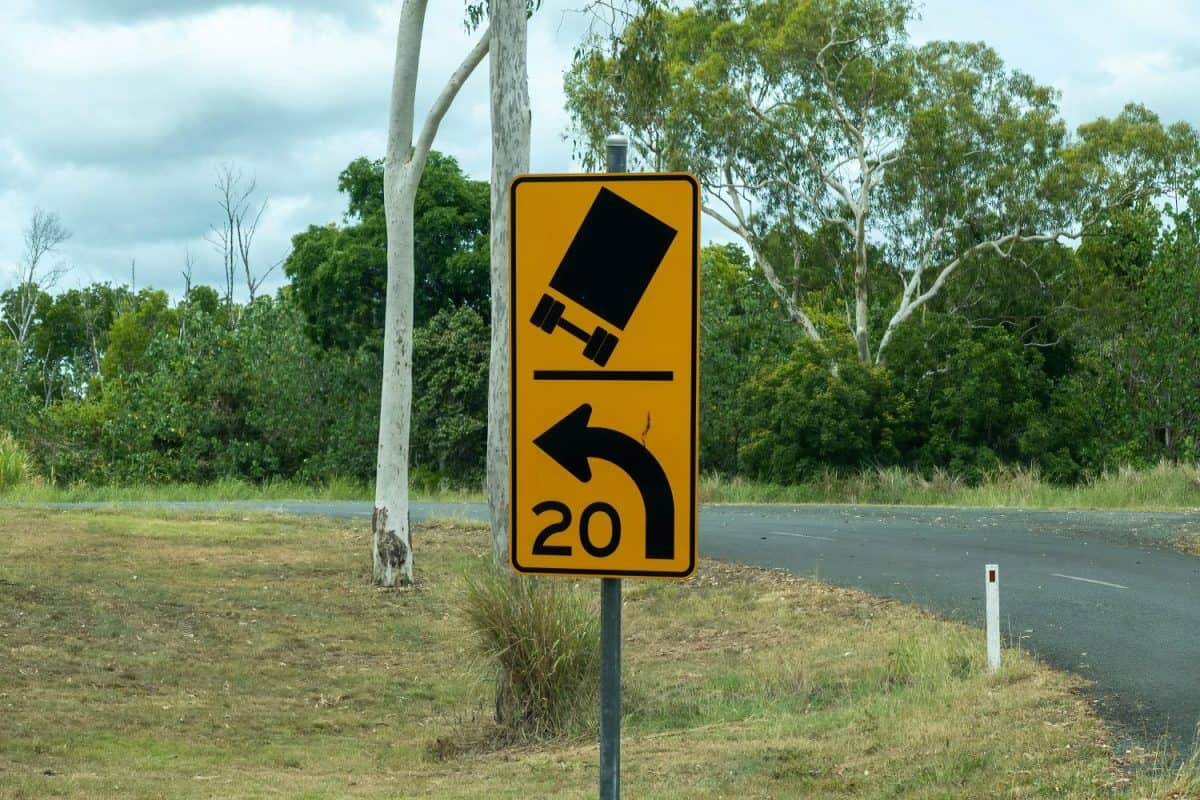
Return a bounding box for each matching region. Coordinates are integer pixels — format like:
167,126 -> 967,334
529,187 -> 678,366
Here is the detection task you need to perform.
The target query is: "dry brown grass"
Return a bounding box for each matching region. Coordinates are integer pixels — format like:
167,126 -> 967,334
0,507 -> 1196,799
1175,533 -> 1200,556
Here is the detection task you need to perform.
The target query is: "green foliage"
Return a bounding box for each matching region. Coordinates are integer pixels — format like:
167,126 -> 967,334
1064,189 -> 1200,468
0,340 -> 37,438
6,47 -> 1200,494
100,290 -> 178,381
29,399 -> 107,485
412,307 -> 489,485
566,0 -> 1093,364
284,152 -> 489,352
699,244 -> 798,473
29,283 -> 130,400
887,319 -> 1054,481
34,296 -> 381,486
739,341 -> 911,481
462,564 -> 600,739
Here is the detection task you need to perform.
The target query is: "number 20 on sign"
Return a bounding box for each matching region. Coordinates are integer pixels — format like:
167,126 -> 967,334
509,173 -> 700,579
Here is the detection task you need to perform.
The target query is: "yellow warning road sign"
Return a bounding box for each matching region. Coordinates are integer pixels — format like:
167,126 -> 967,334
509,173 -> 699,578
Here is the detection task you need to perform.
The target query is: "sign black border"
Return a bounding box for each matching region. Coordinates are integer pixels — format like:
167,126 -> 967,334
509,173 -> 700,579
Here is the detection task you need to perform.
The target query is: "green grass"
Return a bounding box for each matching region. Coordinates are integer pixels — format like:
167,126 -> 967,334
4,460 -> 1200,512
701,461 -> 1200,511
1,508 -> 1196,798
6,461 -> 1198,512
0,476 -> 484,504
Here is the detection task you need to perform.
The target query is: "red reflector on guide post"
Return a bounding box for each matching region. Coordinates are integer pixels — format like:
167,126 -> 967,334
988,569 -> 997,583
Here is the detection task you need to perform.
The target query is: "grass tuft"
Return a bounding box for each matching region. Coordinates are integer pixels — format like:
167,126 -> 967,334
0,431 -> 32,490
1144,745 -> 1200,797
883,628 -> 979,689
461,565 -> 600,740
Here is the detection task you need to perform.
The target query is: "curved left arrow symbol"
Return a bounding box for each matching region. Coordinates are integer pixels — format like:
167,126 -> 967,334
533,403 -> 675,560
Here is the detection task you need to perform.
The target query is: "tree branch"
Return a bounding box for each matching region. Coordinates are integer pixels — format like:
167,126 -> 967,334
386,0 -> 430,171
703,171 -> 824,344
874,228 -> 1076,364
412,22 -> 492,175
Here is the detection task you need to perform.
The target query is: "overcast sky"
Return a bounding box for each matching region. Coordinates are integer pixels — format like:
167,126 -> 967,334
1,0 -> 1197,300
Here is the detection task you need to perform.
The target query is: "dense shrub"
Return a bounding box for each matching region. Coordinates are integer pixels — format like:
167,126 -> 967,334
25,297 -> 381,486
888,318 -> 1055,482
29,400 -> 107,485
738,340 -> 911,482
698,244 -> 798,475
411,307 -> 489,485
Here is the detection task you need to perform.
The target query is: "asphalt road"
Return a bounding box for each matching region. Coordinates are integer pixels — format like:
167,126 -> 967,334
32,499 -> 1200,753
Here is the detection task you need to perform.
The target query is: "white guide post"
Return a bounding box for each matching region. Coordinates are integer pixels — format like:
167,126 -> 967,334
985,563 -> 1000,674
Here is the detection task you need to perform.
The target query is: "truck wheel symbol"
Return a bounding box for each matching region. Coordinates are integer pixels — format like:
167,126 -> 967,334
529,294 -> 620,366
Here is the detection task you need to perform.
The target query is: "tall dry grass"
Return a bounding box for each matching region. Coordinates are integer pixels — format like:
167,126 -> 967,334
0,432 -> 32,491
700,461 -> 1200,510
461,565 -> 601,740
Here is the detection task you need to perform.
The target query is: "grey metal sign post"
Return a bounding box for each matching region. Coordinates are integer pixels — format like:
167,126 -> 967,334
598,133 -> 628,800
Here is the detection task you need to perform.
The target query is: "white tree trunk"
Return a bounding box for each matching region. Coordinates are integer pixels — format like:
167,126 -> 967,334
374,0 -> 490,587
852,212 -> 871,363
374,0 -> 426,588
486,0 -> 530,565
375,173 -> 418,586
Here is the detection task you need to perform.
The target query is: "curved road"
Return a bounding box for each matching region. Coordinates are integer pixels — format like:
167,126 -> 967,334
33,499 -> 1200,754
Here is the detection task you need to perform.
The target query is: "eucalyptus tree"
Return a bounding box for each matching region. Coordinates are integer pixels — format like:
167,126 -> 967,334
566,0 -> 1172,364
2,209 -> 70,355
484,0 -> 531,565
374,1 -> 491,587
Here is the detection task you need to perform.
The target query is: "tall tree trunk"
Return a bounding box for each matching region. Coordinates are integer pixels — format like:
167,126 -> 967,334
486,0 -> 531,566
375,170 -> 418,586
374,0 -> 426,588
374,1 -> 490,587
853,213 -> 871,363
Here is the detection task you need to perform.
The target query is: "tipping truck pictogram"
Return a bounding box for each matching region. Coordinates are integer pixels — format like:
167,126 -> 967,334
528,187 -> 678,366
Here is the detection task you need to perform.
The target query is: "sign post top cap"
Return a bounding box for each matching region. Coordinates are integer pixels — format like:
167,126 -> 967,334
605,134 -> 629,147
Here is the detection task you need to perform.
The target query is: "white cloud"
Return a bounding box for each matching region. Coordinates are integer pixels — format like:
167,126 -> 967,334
1,0 -> 1199,300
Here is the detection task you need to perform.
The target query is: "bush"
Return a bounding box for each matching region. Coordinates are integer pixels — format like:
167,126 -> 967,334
889,319 -> 1055,483
29,401 -> 107,485
738,340 -> 911,482
411,307 -> 489,485
0,432 -> 32,490
462,565 -> 600,739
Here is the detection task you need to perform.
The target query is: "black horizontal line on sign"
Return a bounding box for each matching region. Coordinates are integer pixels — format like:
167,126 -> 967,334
533,370 -> 674,382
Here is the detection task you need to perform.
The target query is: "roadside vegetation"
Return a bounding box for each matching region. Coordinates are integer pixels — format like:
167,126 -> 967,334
701,461 -> 1200,512
6,73 -> 1200,512
0,432 -> 30,492
1,507 -> 1196,798
0,476 -> 486,505
8,461 -> 1200,514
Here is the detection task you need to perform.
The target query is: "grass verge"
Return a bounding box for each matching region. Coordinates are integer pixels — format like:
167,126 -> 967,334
1,508 -> 1196,798
0,476 -> 483,504
701,461 -> 1200,511
4,461 -> 1200,512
